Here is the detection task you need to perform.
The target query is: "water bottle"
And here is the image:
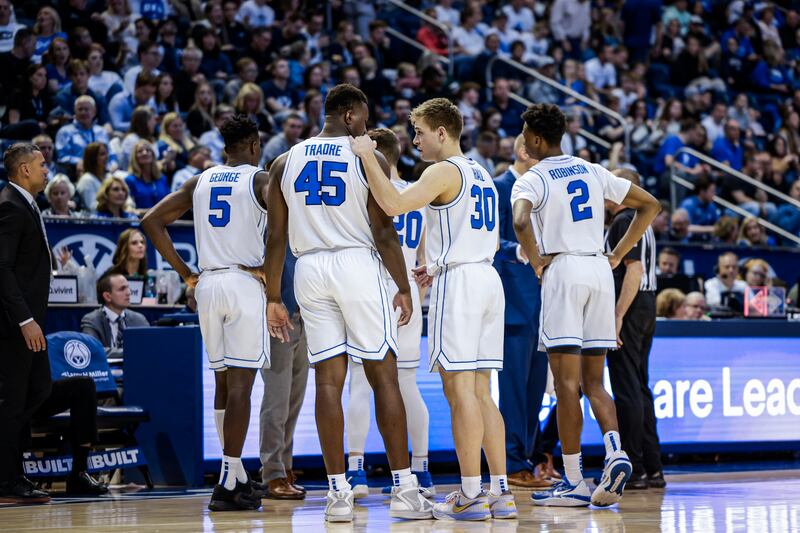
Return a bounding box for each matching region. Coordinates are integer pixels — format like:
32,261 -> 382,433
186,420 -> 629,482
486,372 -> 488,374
156,274 -> 168,304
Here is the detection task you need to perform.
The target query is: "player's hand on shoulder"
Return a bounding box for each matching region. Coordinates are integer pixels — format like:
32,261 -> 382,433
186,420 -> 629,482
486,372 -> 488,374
267,302 -> 294,342
413,265 -> 433,288
393,291 -> 413,327
349,134 -> 377,158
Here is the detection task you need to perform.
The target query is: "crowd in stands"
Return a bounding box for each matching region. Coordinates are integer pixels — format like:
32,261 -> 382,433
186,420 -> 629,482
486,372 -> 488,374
0,0 -> 797,319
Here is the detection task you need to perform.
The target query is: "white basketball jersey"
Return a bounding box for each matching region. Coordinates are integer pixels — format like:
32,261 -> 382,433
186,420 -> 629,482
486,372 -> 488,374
425,156 -> 498,275
193,164 -> 267,270
511,155 -> 631,255
392,179 -> 425,276
281,136 -> 374,256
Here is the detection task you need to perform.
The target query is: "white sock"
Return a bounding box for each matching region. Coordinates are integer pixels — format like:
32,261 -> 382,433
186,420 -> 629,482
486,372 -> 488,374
220,455 -> 247,490
392,467 -> 414,488
348,454 -> 364,472
328,473 -> 351,492
411,455 -> 428,472
563,453 -> 583,486
213,409 -> 224,448
489,474 -> 508,496
603,430 -> 622,458
461,476 -> 482,499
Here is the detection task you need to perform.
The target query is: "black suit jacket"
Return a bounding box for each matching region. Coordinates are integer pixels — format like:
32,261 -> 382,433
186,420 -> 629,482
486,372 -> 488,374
0,185 -> 51,338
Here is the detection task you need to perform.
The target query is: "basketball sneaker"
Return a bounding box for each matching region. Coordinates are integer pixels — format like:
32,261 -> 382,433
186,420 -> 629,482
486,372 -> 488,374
325,489 -> 355,522
488,490 -> 518,519
433,489 -> 491,521
346,469 -> 369,499
531,480 -> 591,507
591,451 -> 633,507
208,480 -> 262,511
389,480 -> 434,519
382,471 -> 436,497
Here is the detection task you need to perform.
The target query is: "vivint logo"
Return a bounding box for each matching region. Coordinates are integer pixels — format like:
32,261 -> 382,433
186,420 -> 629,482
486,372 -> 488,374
64,340 -> 91,369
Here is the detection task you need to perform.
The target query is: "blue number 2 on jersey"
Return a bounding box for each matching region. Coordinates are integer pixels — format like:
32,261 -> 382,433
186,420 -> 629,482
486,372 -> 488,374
294,160 -> 347,205
567,179 -> 593,222
394,211 -> 423,248
470,185 -> 496,231
208,186 -> 232,227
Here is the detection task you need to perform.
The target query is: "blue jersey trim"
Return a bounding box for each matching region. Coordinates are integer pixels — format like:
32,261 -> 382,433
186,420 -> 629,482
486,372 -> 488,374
355,157 -> 369,189
530,168 -> 549,213
249,168 -> 269,214
429,159 -> 466,210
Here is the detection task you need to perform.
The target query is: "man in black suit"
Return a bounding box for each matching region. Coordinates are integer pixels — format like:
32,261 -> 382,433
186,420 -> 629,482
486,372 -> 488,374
0,143 -> 53,503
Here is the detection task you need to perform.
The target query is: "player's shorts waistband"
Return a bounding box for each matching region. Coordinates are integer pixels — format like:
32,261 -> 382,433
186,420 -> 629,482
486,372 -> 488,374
200,265 -> 260,278
429,260 -> 493,276
547,251 -> 605,258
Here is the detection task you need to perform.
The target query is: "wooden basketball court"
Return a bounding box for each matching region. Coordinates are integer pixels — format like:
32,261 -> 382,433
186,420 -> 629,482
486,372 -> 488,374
2,469 -> 799,531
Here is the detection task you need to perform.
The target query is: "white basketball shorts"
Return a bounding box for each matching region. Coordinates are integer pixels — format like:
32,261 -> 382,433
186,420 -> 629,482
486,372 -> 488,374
294,248 -> 398,364
427,262 -> 504,372
539,253 -> 617,353
196,268 -> 269,371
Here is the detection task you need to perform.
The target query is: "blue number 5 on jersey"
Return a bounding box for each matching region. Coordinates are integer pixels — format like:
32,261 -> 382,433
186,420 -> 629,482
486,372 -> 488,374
295,160 -> 347,206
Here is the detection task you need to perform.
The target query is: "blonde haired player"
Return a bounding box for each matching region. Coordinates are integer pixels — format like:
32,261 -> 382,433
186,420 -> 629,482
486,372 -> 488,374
511,103 -> 660,507
352,98 -> 515,521
344,128 -> 434,497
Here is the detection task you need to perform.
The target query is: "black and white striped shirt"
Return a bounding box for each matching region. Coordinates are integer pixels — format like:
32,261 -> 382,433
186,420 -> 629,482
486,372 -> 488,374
605,208 -> 657,293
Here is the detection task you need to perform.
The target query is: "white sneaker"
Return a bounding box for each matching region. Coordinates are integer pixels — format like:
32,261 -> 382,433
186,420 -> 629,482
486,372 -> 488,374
591,451 -> 633,507
531,480 -> 592,507
389,476 -> 434,519
325,489 -> 354,522
488,490 -> 517,519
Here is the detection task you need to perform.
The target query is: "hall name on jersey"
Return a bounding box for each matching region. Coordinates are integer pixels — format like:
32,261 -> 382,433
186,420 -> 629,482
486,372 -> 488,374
547,164 -> 589,180
304,143 -> 343,157
209,172 -> 240,183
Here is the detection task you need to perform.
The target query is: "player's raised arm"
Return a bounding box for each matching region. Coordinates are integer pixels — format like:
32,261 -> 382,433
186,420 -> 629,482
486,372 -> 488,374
608,183 -> 660,269
141,176 -> 200,286
351,136 -> 447,215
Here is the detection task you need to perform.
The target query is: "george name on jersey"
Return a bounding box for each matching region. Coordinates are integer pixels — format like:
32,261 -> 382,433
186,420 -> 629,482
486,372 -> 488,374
547,164 -> 589,180
209,172 -> 240,183
304,143 -> 342,157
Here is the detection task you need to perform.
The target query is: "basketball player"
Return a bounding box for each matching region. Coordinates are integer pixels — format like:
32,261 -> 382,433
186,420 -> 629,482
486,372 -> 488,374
345,128 -> 434,498
351,98 -> 516,521
142,115 -> 269,511
264,84 -> 433,522
510,104 -> 660,507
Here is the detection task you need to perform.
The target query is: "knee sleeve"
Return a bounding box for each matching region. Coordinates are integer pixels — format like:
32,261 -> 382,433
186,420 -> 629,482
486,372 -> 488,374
398,368 -> 429,458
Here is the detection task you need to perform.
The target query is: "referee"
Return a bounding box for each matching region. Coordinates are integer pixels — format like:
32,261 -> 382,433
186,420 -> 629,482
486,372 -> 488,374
605,169 -> 665,490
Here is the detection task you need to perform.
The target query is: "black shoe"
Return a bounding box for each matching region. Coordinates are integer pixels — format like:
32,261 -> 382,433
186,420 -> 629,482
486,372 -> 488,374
208,481 -> 262,511
250,480 -> 266,499
0,476 -> 50,504
648,471 -> 667,489
66,472 -> 109,496
626,472 -> 649,490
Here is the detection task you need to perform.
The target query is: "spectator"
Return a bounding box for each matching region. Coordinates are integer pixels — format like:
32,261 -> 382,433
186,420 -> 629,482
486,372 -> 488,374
410,64 -> 447,107
197,27 -> 232,82
109,72 -> 158,132
125,140 -> 168,212
711,119 -> 744,171
55,59 -> 111,127
299,90 -> 324,138
32,7 -> 65,63
720,152 -> 777,219
621,0 -> 662,63
772,180 -> 800,240
451,6 -> 489,57
237,0 -> 275,30
94,176 -> 137,219
738,217 -> 776,247
55,96 -> 112,169
418,10 -> 449,55
171,146 -> 211,192
434,0 -> 459,28
669,208 -> 691,242
585,44 -> 617,92
3,64 -> 52,129
81,273 -> 149,350
662,0 -> 691,35
154,72 -> 178,116
767,136 -> 799,189
704,251 -> 748,307
679,175 -> 720,229
653,119 -> 707,177
466,131 -> 498,177
670,35 -> 714,89
42,174 -> 77,217
627,99 -> 658,155
651,200 -> 671,239
743,258 -> 772,288
186,82 -> 216,138
680,292 -> 709,320
701,102 -> 728,144
174,46 -> 204,111
86,44 -> 123,100
0,0 -> 24,53
123,40 -> 162,94
657,247 -> 681,275
45,36 -> 71,93
526,58 -> 561,104
301,63 -> 330,100
225,57 -> 259,104
262,58 -> 299,119
478,108 -> 508,141
457,82 -> 482,136
107,228 -> 148,278
485,78 -> 526,137
234,82 -> 273,133
713,216 -> 740,245
261,113 -> 304,167
561,115 -> 587,156
365,19 -> 395,71
199,105 -> 234,165
0,28 -> 35,98
243,26 -> 274,74
76,142 -> 110,211
391,124 -> 420,181
550,0 -> 591,59
656,288 -> 686,318
97,0 -> 136,51
117,106 -> 158,172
